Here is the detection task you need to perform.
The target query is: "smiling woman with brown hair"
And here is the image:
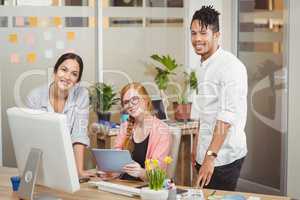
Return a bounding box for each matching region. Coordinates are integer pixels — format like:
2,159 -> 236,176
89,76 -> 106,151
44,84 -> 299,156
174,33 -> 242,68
26,53 -> 93,178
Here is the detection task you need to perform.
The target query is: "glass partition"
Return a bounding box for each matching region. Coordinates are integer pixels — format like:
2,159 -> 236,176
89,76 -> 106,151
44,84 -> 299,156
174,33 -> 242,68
238,0 -> 286,195
0,0 -> 97,167
101,0 -> 185,100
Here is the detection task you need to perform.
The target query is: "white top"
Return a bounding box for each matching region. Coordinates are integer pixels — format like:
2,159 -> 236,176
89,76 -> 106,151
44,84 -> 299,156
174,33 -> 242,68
191,47 -> 248,166
26,83 -> 90,146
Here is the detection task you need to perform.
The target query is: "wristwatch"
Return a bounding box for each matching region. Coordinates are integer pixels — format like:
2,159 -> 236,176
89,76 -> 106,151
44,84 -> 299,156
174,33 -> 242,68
206,150 -> 218,158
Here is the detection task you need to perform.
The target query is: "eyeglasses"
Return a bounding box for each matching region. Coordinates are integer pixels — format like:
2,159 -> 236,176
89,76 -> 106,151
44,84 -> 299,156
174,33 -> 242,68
122,96 -> 140,107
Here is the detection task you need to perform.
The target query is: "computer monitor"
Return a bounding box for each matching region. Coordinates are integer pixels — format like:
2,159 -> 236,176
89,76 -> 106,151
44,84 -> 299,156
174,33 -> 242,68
151,95 -> 168,120
7,107 -> 80,199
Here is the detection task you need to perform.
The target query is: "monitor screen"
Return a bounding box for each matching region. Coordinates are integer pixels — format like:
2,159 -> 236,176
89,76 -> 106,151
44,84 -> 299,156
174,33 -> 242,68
151,97 -> 167,120
7,107 -> 80,194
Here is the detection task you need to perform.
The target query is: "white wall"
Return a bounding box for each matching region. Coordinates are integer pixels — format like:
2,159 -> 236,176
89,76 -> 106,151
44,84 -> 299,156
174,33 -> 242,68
101,5 -> 186,107
287,0 -> 300,199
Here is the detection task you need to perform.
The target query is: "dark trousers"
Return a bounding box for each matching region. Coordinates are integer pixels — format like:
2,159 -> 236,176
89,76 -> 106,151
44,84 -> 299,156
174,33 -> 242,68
195,157 -> 245,191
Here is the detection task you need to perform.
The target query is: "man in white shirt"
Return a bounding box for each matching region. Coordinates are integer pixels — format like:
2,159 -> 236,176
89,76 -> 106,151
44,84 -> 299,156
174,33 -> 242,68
190,6 -> 248,191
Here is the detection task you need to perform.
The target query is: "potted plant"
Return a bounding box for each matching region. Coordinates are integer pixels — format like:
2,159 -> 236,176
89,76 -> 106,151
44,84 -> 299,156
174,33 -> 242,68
150,54 -> 179,112
173,69 -> 198,121
89,82 -> 119,122
140,156 -> 173,200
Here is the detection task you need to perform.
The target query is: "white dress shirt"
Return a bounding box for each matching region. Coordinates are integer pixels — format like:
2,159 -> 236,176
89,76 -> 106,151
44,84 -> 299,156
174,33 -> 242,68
26,83 -> 90,146
191,47 -> 248,166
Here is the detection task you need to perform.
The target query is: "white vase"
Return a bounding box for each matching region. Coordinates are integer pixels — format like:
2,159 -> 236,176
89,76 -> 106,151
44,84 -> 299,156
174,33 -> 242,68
140,187 -> 169,200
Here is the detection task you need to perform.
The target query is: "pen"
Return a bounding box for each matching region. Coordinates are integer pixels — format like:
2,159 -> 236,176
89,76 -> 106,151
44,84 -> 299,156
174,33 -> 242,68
210,190 -> 216,196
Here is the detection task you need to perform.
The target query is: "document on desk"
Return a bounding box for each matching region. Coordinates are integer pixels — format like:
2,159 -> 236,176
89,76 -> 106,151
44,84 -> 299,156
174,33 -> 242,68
180,189 -> 204,200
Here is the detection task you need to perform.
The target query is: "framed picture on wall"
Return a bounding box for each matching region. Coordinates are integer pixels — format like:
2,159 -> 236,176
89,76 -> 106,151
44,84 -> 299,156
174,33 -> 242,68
254,0 -> 282,10
65,0 -> 88,6
147,0 -> 183,7
111,0 -> 142,7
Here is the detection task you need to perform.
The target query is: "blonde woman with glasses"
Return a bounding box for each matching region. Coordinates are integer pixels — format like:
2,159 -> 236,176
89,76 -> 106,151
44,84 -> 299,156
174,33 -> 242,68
113,82 -> 172,181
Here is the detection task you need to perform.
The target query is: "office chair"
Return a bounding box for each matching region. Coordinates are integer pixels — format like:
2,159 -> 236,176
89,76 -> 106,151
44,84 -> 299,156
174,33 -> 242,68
166,127 -> 182,179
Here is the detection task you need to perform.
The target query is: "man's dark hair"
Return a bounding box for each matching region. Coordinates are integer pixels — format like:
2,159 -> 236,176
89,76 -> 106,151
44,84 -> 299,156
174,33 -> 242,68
191,5 -> 220,32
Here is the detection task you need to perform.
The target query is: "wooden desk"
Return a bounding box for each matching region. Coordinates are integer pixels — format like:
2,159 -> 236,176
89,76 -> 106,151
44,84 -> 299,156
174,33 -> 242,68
0,167 -> 290,200
90,120 -> 199,186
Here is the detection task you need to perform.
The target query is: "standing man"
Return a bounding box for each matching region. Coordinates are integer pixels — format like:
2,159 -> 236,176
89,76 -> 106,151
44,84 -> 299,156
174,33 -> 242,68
190,6 -> 248,191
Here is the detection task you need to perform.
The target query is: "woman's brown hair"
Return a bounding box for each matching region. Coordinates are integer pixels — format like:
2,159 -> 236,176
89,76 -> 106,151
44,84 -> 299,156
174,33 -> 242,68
120,82 -> 153,151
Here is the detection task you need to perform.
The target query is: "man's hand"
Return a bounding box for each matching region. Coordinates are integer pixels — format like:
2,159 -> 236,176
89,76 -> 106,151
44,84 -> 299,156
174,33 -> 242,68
195,157 -> 215,188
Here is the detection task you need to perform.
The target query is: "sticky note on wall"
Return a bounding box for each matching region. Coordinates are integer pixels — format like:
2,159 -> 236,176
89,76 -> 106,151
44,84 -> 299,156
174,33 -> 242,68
89,0 -> 95,7
53,17 -> 62,27
67,32 -> 75,41
25,33 -> 35,46
15,16 -> 24,27
9,34 -> 18,43
27,52 -> 37,63
10,53 -> 20,64
52,0 -> 60,6
89,17 -> 96,28
39,17 -> 48,27
28,17 -> 38,27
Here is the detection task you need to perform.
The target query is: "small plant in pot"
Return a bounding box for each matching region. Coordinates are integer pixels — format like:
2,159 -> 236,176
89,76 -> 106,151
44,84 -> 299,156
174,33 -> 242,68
89,82 -> 119,122
173,69 -> 198,121
140,156 -> 173,200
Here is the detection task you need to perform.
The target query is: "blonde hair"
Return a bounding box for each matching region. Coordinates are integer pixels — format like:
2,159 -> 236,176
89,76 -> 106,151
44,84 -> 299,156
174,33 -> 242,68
120,82 -> 153,151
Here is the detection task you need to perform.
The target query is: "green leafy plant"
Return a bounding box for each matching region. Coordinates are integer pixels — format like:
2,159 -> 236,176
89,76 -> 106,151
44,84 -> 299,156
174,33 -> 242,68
88,82 -> 119,114
150,54 -> 198,121
177,70 -> 198,104
150,54 -> 179,91
189,71 -> 198,92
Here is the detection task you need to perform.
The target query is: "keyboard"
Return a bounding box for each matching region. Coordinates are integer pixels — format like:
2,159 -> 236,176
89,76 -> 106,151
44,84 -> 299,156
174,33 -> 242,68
88,181 -> 141,197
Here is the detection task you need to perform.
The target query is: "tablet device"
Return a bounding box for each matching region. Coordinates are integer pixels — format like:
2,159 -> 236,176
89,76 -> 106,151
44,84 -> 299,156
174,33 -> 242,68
92,149 -> 134,172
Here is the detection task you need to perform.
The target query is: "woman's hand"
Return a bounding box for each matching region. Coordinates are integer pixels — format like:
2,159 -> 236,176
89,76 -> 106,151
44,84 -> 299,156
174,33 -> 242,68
96,171 -> 120,181
122,162 -> 145,179
78,170 -> 96,178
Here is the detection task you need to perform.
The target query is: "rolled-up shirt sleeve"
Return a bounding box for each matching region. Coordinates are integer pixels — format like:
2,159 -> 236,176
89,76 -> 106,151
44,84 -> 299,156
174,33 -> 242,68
216,62 -> 248,125
70,88 -> 90,147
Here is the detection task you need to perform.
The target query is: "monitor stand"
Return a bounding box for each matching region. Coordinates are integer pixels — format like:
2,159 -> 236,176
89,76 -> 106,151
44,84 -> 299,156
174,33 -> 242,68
18,148 -> 61,200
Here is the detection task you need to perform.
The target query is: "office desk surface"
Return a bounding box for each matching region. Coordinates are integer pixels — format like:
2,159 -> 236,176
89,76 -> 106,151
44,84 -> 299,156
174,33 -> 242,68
0,167 -> 290,200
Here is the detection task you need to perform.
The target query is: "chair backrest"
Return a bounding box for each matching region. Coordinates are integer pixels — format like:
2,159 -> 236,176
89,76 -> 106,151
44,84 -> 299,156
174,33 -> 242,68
166,126 -> 182,179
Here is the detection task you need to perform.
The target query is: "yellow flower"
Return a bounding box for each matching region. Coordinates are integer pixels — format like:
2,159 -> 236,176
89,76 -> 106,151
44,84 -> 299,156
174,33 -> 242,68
152,159 -> 159,168
145,159 -> 151,171
163,156 -> 173,165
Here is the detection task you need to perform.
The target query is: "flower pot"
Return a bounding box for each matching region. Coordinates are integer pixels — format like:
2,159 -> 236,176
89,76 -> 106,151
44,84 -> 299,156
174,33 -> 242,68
97,112 -> 111,122
140,187 -> 169,200
173,102 -> 192,121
